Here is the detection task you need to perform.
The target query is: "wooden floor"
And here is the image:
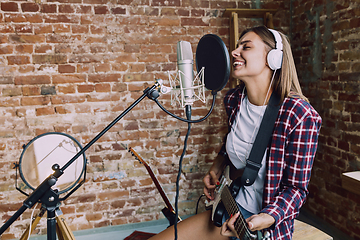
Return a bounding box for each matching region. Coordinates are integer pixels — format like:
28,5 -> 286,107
293,219 -> 333,240
24,211 -> 351,240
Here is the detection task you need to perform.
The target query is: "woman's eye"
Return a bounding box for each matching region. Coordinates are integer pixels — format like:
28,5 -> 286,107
243,45 -> 250,50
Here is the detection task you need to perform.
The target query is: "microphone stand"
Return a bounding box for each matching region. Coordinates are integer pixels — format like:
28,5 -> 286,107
0,82 -> 161,239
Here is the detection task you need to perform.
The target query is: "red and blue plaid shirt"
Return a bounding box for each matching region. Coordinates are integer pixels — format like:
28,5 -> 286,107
219,87 -> 322,240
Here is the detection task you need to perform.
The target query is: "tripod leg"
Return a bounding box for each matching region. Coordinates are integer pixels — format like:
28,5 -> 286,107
47,208 -> 57,240
55,208 -> 76,240
20,208 -> 46,240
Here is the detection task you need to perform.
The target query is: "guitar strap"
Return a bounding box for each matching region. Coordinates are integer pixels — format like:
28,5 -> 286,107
239,91 -> 281,187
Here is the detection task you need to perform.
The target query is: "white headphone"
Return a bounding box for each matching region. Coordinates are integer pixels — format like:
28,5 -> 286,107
267,28 -> 283,70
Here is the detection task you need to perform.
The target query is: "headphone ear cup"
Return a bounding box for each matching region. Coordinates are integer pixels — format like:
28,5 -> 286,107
267,49 -> 283,70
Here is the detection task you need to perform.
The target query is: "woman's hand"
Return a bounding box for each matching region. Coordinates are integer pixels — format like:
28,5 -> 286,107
220,212 -> 240,238
203,171 -> 219,200
246,213 -> 275,231
221,212 -> 275,238
203,155 -> 226,200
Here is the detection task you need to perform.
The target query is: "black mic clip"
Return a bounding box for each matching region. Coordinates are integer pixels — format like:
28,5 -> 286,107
145,87 -> 160,101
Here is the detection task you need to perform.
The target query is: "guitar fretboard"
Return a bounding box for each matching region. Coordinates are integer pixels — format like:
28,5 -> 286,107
221,186 -> 256,240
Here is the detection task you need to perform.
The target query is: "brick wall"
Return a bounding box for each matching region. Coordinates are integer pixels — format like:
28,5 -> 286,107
0,0 -> 290,239
291,0 -> 360,239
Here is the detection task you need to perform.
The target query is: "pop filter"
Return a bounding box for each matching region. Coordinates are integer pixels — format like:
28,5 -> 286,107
195,34 -> 230,92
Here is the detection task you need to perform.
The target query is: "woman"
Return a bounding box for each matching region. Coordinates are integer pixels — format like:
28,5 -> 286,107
149,26 -> 322,240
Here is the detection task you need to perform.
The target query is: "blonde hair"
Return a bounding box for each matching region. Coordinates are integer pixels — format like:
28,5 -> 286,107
239,26 -> 308,103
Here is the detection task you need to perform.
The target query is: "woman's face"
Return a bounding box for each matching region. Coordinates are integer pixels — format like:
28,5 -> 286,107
231,31 -> 270,82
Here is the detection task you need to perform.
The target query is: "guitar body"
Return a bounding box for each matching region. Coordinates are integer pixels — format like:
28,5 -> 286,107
210,166 -> 264,240
212,201 -> 225,227
161,207 -> 179,227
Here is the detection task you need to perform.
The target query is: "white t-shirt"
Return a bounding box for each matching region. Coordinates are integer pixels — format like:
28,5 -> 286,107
225,96 -> 268,214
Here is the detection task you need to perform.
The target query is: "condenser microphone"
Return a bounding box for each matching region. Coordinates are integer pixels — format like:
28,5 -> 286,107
177,41 -> 195,107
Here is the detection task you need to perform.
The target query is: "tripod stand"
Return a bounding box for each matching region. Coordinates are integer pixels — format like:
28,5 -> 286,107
20,206 -> 75,240
0,83 -> 162,240
19,185 -> 76,240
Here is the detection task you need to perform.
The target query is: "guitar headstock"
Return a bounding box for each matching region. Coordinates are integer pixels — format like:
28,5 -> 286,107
129,147 -> 146,165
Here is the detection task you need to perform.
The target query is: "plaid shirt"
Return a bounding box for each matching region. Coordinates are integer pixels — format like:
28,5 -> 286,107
219,87 -> 322,240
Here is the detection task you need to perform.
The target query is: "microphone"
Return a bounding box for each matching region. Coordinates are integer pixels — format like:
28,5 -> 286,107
177,41 -> 195,107
156,34 -> 230,122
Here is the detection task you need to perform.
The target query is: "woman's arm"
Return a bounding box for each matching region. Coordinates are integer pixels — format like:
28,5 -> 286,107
261,113 -> 321,228
203,154 -> 227,200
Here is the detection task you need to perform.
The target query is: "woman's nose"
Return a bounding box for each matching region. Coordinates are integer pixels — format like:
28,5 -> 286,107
232,48 -> 240,57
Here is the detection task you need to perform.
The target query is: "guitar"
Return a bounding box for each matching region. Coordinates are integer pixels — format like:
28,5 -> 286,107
129,147 -> 181,226
210,166 -> 266,240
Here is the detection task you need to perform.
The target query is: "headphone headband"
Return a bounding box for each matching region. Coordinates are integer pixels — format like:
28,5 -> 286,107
268,28 -> 283,51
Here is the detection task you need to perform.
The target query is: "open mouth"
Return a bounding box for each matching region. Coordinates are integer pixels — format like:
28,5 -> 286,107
233,61 -> 244,68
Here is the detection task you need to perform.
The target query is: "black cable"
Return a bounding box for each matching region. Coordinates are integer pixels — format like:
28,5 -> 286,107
196,194 -> 206,215
153,92 -> 217,123
150,91 -> 218,239
174,120 -> 191,240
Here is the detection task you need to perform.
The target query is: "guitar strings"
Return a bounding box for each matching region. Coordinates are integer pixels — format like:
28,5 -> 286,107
222,187 -> 246,237
222,186 -> 254,239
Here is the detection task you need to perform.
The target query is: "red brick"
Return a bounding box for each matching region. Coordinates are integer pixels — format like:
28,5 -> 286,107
14,75 -> 50,85
36,106 -> 55,116
21,3 -> 39,12
94,83 -> 110,92
52,74 -> 86,84
59,4 -> 75,13
41,4 -> 57,13
86,213 -> 103,221
15,45 -> 33,54
0,25 -> 14,33
35,44 -> 52,53
76,5 -> 91,14
0,97 -> 19,107
94,63 -> 111,72
78,84 -> 95,93
72,25 -> 89,34
110,200 -> 126,209
43,14 -> 79,24
124,73 -> 154,82
90,45 -> 107,53
7,55 -> 30,65
22,86 -> 41,96
33,54 -> 67,64
34,25 -> 53,34
21,96 -> 50,106
88,74 -> 122,83
53,24 -> 71,33
149,17 -> 180,26
0,45 -> 13,54
15,24 -> 32,34
2,88 -> 21,97
94,6 -> 109,14
58,64 -> 75,73
51,95 -> 86,104
9,34 -> 45,43
57,85 -> 75,94
1,2 -> 18,12
18,65 -> 34,73
111,7 -> 126,14
98,190 -> 129,201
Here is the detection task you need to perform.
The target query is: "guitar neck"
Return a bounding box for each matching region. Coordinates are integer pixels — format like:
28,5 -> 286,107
128,148 -> 175,213
221,186 -> 255,239
142,162 -> 175,213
